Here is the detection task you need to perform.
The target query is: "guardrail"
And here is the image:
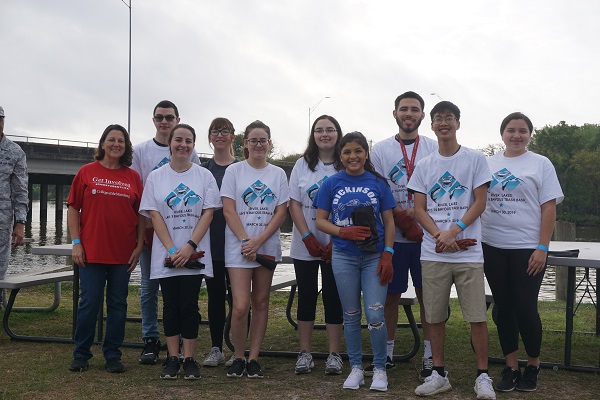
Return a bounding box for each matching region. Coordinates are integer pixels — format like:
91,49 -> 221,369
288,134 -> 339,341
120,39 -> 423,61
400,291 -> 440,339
7,134 -> 97,148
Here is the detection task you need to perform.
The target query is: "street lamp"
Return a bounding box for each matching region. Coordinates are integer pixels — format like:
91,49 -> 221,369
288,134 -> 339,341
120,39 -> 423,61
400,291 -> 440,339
430,92 -> 444,101
308,96 -> 330,133
120,0 -> 132,134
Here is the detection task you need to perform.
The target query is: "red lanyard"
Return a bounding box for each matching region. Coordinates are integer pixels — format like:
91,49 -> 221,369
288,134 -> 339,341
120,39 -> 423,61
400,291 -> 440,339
398,135 -> 420,201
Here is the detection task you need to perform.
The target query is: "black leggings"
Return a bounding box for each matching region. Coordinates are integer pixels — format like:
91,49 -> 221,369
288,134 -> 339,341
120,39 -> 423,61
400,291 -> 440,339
159,275 -> 202,339
203,260 -> 228,350
483,243 -> 545,358
293,259 -> 343,324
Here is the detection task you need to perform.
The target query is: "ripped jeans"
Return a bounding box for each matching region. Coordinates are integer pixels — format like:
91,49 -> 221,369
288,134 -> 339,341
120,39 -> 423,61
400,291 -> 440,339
332,247 -> 388,370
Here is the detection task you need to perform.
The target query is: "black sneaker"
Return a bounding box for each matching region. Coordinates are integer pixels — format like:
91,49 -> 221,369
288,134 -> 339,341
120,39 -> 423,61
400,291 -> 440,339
364,356 -> 395,376
496,366 -> 521,392
183,357 -> 201,380
69,358 -> 89,372
516,365 -> 539,392
226,358 -> 246,378
160,356 -> 180,379
139,337 -> 160,365
246,359 -> 264,379
419,357 -> 433,382
105,357 -> 125,373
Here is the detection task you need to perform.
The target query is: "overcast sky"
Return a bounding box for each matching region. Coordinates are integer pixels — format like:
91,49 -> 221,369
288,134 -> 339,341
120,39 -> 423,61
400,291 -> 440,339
2,0 -> 599,156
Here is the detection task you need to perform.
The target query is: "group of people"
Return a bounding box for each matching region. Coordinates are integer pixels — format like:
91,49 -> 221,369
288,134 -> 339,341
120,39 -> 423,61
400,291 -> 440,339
63,93 -> 563,398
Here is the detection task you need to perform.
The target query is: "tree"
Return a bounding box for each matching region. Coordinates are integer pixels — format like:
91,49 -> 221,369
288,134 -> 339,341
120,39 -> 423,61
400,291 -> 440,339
479,143 -> 504,157
232,133 -> 278,160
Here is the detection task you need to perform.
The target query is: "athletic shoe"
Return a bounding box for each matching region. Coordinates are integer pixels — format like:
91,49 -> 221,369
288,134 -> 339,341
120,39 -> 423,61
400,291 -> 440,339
495,366 -> 521,392
415,370 -> 452,396
226,358 -> 246,378
105,357 -> 125,373
325,352 -> 343,375
516,365 -> 539,392
202,347 -> 225,367
246,359 -> 264,378
474,373 -> 496,399
139,337 -> 160,365
370,368 -> 388,392
225,353 -> 236,367
420,356 -> 433,382
294,350 -> 314,374
183,357 -> 201,380
69,358 -> 89,372
343,367 -> 365,390
160,356 -> 180,379
364,356 -> 395,376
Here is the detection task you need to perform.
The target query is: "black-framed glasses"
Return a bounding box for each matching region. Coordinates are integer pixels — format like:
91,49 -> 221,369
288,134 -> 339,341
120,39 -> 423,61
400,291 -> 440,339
154,114 -> 176,122
246,138 -> 270,146
432,116 -> 456,124
314,128 -> 337,134
210,129 -> 232,136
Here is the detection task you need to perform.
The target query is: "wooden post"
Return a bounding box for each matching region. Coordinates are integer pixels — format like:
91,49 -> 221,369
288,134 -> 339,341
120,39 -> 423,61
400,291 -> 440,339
552,220 -> 576,301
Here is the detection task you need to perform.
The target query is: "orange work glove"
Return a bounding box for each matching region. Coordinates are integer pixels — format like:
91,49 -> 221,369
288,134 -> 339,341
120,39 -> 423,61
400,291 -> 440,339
393,209 -> 423,243
435,238 -> 477,253
339,226 -> 372,241
322,241 -> 332,263
302,233 -> 326,257
377,251 -> 393,285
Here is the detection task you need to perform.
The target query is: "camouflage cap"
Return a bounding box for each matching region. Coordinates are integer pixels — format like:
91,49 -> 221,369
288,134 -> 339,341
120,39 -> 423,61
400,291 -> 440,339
0,106 -> 4,117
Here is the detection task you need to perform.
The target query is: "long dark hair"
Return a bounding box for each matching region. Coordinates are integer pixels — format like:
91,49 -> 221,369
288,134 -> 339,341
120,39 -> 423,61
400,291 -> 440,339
302,115 -> 343,172
242,120 -> 270,159
94,124 -> 133,166
339,131 -> 388,183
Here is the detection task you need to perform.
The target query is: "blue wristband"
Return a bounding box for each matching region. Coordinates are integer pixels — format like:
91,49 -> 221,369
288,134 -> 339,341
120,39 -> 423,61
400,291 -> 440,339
383,246 -> 394,255
456,220 -> 467,231
72,238 -> 81,245
168,247 -> 177,255
537,244 -> 549,252
301,232 -> 311,239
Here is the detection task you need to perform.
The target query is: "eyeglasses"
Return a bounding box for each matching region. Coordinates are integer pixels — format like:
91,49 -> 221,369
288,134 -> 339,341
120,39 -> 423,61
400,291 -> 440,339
432,116 -> 457,124
210,129 -> 232,136
314,128 -> 337,134
246,138 -> 270,146
154,114 -> 176,122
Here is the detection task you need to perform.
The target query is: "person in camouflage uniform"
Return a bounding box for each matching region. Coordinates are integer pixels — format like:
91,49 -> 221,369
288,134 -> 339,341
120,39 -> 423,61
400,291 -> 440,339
0,105 -> 29,279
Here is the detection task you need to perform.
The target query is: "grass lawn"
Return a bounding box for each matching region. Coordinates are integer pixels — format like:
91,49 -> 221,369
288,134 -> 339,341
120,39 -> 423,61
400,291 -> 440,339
0,283 -> 598,399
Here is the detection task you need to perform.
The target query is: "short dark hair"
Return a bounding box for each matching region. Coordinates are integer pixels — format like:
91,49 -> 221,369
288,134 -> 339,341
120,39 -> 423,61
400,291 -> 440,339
303,115 -> 343,172
94,124 -> 133,166
168,123 -> 196,144
430,101 -> 461,121
500,112 -> 533,135
243,120 -> 270,159
394,91 -> 424,111
339,131 -> 388,183
153,100 -> 179,117
208,117 -> 235,155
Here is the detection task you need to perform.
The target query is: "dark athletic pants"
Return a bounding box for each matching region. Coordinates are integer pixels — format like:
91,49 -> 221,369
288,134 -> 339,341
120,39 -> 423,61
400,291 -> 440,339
293,259 -> 343,324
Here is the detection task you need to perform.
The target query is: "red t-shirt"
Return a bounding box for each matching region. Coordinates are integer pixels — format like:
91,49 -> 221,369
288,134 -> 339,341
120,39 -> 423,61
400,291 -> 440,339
67,161 -> 143,264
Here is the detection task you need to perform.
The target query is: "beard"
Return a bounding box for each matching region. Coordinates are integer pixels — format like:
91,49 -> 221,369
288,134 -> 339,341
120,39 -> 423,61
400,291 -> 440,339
396,116 -> 422,135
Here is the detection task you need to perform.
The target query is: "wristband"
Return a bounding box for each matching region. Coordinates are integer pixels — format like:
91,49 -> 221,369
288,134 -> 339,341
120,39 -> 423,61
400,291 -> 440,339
168,247 -> 177,255
456,220 -> 467,231
72,238 -> 81,245
537,244 -> 549,252
301,232 -> 311,239
187,240 -> 198,250
383,246 -> 395,255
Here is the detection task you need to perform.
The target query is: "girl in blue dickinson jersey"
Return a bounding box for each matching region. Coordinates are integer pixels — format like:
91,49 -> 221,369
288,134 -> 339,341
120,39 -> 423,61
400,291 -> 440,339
314,131 -> 396,392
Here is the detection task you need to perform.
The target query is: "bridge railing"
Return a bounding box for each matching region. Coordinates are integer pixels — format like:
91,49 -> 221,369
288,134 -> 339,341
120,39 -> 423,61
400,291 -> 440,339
8,134 -> 97,148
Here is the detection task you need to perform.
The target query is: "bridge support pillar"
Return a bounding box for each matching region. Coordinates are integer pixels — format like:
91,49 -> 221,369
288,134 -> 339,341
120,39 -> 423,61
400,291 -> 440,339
27,182 -> 33,223
40,184 -> 48,222
55,184 -> 64,221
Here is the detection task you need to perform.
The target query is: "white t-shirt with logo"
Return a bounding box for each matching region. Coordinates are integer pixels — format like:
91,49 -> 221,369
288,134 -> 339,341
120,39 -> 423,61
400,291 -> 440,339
221,161 -> 290,268
371,135 -> 438,243
408,146 -> 491,263
139,163 -> 222,279
289,158 -> 337,261
132,138 -> 200,184
482,151 -> 564,249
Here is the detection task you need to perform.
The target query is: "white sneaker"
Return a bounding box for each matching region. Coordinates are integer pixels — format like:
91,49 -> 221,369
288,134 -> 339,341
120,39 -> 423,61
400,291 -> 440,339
415,370 -> 452,396
474,373 -> 496,399
370,368 -> 388,392
343,367 -> 365,390
225,353 -> 236,367
294,350 -> 314,374
325,352 -> 343,375
202,347 -> 225,367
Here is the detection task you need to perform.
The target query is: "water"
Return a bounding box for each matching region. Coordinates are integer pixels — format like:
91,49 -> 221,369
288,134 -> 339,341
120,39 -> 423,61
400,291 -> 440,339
9,201 -> 598,303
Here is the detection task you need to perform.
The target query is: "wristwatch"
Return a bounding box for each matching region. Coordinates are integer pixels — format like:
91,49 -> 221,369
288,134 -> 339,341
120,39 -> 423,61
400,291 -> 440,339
16,219 -> 27,225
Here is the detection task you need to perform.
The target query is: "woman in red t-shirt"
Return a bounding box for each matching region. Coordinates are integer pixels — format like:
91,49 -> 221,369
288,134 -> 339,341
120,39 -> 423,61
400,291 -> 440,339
66,124 -> 144,374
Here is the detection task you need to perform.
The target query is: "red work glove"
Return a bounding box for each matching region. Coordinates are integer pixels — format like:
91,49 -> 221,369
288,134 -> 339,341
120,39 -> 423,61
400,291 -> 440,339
339,226 -> 372,241
302,233 -> 326,257
393,209 -> 423,243
435,239 -> 477,253
377,251 -> 393,285
322,241 -> 332,263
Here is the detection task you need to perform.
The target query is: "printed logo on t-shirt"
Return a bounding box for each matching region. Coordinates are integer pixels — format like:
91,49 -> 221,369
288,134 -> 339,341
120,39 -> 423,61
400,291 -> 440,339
490,168 -> 524,191
306,176 -> 329,204
241,180 -> 277,206
387,159 -> 406,185
153,157 -> 170,171
428,171 -> 468,203
333,199 -> 373,226
164,183 -> 202,210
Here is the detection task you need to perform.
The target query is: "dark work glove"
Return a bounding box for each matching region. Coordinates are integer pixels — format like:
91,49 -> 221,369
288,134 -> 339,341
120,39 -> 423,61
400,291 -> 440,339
393,209 -> 423,243
351,205 -> 379,253
339,226 -> 372,241
256,254 -> 277,271
322,241 -> 332,263
435,239 -> 477,253
164,251 -> 205,269
302,233 -> 326,257
377,251 -> 393,285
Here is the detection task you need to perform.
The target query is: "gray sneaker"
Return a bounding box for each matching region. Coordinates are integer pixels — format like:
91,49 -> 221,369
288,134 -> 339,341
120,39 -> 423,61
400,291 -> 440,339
203,347 -> 225,367
295,350 -> 314,374
415,370 -> 452,396
325,352 -> 343,375
225,353 -> 236,367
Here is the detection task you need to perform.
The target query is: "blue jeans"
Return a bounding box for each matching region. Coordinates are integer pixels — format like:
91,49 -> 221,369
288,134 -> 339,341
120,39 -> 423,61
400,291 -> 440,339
139,245 -> 160,339
332,248 -> 388,370
73,263 -> 130,360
